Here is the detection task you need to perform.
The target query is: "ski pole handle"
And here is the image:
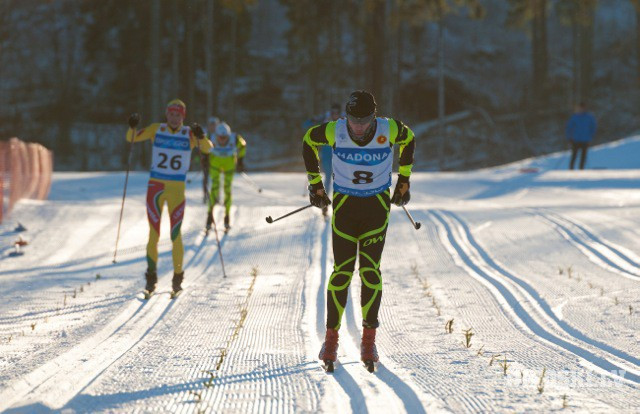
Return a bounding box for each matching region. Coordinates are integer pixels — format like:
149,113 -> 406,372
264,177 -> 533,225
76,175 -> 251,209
401,205 -> 421,230
266,204 -> 313,224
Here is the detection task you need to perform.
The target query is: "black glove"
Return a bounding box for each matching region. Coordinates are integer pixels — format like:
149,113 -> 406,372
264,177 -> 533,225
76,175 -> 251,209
309,186 -> 331,209
191,123 -> 204,139
128,113 -> 140,128
391,181 -> 410,206
237,158 -> 245,173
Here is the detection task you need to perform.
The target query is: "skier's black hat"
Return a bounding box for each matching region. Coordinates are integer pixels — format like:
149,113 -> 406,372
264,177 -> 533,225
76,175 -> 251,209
345,90 -> 376,120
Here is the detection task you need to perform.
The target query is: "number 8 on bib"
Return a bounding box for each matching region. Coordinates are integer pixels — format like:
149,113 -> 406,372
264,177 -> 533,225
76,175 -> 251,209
332,118 -> 393,197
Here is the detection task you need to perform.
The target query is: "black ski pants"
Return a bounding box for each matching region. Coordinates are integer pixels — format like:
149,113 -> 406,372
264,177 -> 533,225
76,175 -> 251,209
326,190 -> 390,330
569,140 -> 589,170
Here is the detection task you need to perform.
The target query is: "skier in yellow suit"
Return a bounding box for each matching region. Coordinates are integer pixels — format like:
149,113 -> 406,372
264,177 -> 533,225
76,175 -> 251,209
206,121 -> 247,231
127,99 -> 213,297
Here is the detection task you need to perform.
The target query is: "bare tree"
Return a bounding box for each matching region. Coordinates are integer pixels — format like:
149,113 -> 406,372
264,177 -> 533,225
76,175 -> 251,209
150,0 -> 161,119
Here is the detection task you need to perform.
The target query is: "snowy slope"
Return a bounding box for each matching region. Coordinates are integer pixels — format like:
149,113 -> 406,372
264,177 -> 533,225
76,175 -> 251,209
0,138 -> 639,413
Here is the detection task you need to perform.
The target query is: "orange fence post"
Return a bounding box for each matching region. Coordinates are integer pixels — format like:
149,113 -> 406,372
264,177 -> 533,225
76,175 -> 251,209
0,138 -> 54,223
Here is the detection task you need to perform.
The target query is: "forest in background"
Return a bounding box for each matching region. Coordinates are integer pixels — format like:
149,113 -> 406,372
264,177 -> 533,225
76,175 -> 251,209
1,0 -> 639,171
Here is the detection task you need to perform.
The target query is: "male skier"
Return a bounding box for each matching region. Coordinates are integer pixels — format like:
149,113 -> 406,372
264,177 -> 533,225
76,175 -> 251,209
206,121 -> 247,232
127,99 -> 213,298
302,90 -> 415,372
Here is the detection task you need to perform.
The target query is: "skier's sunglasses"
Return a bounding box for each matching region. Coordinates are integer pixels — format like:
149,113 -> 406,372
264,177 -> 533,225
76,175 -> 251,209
346,113 -> 375,125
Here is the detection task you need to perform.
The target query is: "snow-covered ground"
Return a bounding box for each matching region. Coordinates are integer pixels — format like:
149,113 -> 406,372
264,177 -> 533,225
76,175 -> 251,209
1,138 -> 639,413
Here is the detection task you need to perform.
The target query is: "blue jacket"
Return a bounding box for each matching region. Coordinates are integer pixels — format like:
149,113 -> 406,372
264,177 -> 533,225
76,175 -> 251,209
566,112 -> 596,143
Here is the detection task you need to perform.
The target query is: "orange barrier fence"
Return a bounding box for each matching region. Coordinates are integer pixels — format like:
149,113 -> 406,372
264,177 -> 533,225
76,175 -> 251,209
0,137 -> 54,223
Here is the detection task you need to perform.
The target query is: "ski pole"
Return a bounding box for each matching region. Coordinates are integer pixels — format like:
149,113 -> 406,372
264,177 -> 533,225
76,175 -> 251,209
401,205 -> 421,230
240,171 -> 262,193
208,208 -> 227,278
200,152 -> 227,278
265,204 -> 313,224
113,127 -> 136,263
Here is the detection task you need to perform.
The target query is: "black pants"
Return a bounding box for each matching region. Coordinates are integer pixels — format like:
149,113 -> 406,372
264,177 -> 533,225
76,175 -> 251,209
569,141 -> 589,170
326,190 -> 390,330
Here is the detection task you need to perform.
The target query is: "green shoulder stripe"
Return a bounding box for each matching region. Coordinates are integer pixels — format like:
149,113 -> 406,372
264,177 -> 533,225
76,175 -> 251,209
389,118 -> 399,144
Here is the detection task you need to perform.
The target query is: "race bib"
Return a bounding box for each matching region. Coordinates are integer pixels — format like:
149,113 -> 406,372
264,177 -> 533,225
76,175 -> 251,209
332,118 -> 393,197
150,125 -> 191,181
211,133 -> 237,158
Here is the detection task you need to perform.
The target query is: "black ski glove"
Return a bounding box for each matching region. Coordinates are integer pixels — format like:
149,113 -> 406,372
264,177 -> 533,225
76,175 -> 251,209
191,123 -> 204,139
309,185 -> 331,209
391,180 -> 410,206
236,158 -> 245,173
128,113 -> 140,128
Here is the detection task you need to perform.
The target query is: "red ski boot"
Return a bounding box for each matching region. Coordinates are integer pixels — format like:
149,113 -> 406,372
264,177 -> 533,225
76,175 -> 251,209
318,328 -> 339,372
361,327 -> 379,373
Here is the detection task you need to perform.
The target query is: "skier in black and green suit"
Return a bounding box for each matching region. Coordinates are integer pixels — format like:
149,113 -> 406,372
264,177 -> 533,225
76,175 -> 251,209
302,90 -> 414,370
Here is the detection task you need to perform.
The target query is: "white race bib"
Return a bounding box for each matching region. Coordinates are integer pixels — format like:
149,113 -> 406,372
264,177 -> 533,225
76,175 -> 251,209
150,124 -> 191,181
211,132 -> 237,158
332,118 -> 392,197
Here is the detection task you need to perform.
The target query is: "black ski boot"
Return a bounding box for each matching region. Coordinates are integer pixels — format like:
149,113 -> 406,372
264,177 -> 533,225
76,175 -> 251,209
144,270 -> 157,299
206,210 -> 213,231
224,214 -> 230,231
171,271 -> 184,299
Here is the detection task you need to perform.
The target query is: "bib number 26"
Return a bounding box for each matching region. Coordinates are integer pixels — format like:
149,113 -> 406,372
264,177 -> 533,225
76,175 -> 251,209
158,153 -> 182,170
352,170 -> 373,185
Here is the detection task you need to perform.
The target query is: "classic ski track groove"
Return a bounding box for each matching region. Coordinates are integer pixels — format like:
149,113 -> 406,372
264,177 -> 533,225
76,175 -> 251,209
464,207 -> 640,363
441,210 -> 640,371
0,221 -> 222,411
64,206 -> 324,413
380,214 -> 500,413
404,209 -> 638,411
315,216 -> 443,413
533,208 -> 640,282
429,209 -> 640,385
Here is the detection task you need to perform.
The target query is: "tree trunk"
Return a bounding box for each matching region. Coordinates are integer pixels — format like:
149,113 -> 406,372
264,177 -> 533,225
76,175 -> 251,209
637,5 -> 640,83
437,16 -> 445,170
146,0 -> 161,168
394,21 -> 404,117
531,0 -> 548,106
368,0 -> 385,103
579,8 -> 594,102
171,0 -> 180,100
185,0 -> 195,119
572,19 -> 580,104
204,0 -> 214,118
230,11 -> 237,126
150,0 -> 161,119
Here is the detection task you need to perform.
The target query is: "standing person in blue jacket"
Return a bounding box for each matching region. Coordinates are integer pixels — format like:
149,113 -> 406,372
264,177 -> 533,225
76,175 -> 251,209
566,102 -> 596,170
